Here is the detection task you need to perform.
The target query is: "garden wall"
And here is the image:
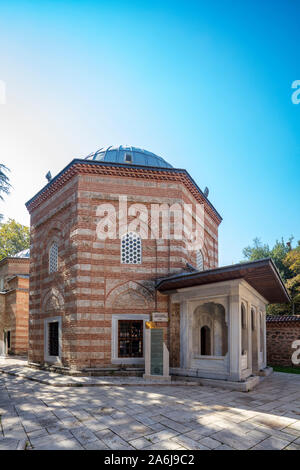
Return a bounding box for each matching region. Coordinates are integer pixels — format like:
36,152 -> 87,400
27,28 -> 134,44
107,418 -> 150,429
266,315 -> 300,368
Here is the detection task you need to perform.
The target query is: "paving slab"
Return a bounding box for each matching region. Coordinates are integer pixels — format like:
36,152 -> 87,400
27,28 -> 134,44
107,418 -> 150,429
0,357 -> 300,450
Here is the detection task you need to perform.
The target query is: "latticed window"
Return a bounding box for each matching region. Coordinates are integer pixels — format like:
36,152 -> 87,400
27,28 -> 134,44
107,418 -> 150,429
121,232 -> 142,264
48,321 -> 59,356
118,320 -> 143,357
196,249 -> 204,271
49,242 -> 58,273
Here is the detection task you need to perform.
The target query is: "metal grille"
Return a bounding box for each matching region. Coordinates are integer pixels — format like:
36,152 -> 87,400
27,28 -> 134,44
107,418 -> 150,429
196,249 -> 204,271
49,242 -> 58,273
118,320 -> 143,358
48,322 -> 59,356
121,232 -> 142,264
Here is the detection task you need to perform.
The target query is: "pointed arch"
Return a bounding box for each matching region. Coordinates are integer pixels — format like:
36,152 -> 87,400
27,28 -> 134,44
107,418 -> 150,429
42,287 -> 64,313
105,281 -> 154,308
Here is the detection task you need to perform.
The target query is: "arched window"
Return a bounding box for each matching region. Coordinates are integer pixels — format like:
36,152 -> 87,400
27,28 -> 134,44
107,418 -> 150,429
49,242 -> 58,273
251,308 -> 256,331
196,250 -> 204,271
260,312 -> 264,353
241,303 -> 248,356
241,303 -> 247,329
121,232 -> 142,264
200,326 -> 211,355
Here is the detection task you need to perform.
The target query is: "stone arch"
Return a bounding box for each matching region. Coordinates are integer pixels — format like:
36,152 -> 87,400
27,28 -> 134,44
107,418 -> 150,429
202,242 -> 211,268
105,281 -> 154,309
42,287 -> 64,313
42,220 -> 65,251
193,302 -> 228,357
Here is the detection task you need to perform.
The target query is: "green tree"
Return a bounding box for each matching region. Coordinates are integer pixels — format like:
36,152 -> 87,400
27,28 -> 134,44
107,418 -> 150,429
0,219 -> 30,260
242,236 -> 298,315
0,164 -> 11,221
242,237 -> 270,261
242,236 -> 293,280
284,242 -> 300,314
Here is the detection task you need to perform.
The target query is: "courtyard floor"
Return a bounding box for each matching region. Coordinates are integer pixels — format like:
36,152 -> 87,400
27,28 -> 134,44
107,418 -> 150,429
0,359 -> 300,450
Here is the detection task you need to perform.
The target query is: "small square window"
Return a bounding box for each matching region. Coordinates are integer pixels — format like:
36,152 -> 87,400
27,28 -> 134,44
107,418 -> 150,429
124,153 -> 132,163
118,320 -> 143,358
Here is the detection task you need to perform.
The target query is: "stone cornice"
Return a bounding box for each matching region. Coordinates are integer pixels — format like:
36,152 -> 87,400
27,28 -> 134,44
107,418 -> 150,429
25,159 -> 222,224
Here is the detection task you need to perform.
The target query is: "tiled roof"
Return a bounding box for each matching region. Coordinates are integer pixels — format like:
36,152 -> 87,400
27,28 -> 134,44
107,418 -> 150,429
266,315 -> 300,323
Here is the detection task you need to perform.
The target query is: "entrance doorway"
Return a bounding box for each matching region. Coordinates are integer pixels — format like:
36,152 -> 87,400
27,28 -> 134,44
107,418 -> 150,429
4,330 -> 11,355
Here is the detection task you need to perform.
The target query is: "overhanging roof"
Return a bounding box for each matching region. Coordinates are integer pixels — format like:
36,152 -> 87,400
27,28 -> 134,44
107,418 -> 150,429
156,258 -> 290,304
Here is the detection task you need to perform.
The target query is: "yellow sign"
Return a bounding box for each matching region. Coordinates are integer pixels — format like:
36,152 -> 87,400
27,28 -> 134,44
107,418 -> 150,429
145,321 -> 156,329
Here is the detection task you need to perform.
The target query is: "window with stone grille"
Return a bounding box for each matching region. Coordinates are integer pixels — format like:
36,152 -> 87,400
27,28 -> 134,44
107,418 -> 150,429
49,242 -> 58,273
121,232 -> 142,264
48,321 -> 59,357
118,320 -> 143,358
196,249 -> 204,271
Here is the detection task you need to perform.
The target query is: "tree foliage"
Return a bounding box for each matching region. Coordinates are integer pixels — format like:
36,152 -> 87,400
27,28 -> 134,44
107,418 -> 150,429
242,237 -> 300,315
284,243 -> 300,311
0,219 -> 30,260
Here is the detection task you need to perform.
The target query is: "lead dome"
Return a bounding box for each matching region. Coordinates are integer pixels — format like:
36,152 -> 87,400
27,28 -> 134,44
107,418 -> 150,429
85,145 -> 173,168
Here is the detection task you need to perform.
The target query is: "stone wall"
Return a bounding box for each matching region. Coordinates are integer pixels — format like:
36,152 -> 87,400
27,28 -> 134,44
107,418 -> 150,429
0,273 -> 29,356
170,303 -> 180,367
266,316 -> 300,368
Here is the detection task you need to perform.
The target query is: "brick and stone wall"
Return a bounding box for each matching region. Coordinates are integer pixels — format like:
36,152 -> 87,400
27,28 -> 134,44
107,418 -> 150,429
170,303 -> 180,367
26,162 -> 221,370
0,257 -> 29,356
266,316 -> 300,368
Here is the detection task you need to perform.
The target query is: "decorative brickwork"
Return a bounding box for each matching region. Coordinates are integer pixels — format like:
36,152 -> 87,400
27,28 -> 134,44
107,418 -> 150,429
266,316 -> 300,367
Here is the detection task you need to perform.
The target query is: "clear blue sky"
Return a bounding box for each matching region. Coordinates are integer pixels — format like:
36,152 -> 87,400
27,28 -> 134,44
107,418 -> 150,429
0,0 -> 299,265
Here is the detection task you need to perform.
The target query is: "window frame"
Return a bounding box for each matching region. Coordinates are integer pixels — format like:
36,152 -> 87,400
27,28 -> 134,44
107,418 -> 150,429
196,249 -> 204,271
118,319 -> 144,358
111,314 -> 149,364
124,153 -> 133,163
49,241 -> 58,274
44,316 -> 62,363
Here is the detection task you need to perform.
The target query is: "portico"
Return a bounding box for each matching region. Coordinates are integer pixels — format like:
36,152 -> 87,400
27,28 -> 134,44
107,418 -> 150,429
156,258 -> 290,389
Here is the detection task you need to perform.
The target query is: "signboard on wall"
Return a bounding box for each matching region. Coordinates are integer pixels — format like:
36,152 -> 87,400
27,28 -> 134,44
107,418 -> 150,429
152,312 -> 168,322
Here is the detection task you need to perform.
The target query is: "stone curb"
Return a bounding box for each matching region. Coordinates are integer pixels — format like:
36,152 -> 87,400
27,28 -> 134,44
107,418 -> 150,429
17,439 -> 27,450
0,368 -> 199,388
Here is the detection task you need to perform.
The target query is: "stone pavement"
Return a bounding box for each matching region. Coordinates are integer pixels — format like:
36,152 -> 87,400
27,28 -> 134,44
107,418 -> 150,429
0,360 -> 300,450
0,357 -> 197,387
